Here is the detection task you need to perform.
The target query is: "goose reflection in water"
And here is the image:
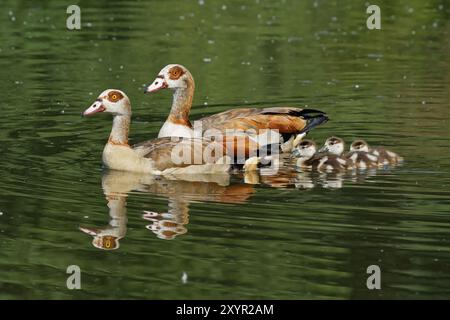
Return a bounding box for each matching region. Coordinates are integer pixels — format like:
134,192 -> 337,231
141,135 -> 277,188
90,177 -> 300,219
80,169 -> 255,248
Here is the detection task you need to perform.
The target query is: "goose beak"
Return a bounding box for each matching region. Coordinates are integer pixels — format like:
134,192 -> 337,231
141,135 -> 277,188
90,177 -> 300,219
82,100 -> 106,117
79,227 -> 99,236
144,76 -> 168,93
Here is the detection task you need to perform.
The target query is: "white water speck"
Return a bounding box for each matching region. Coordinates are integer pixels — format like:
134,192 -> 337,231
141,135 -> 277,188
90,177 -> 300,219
422,101 -> 426,105
0,211 -> 3,216
203,102 -> 208,106
203,57 -> 211,63
181,272 -> 188,284
84,215 -> 89,219
222,5 -> 227,10
120,65 -> 124,70
207,40 -> 215,44
354,84 -> 360,89
198,0 -> 205,5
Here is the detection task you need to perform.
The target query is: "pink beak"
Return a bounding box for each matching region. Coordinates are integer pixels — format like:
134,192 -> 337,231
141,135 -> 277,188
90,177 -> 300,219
82,100 -> 106,117
144,76 -> 168,93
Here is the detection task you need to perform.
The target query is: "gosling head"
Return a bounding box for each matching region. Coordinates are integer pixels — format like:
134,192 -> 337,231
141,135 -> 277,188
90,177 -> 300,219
82,89 -> 131,117
144,64 -> 194,93
292,139 -> 317,159
350,140 -> 370,152
319,136 -> 345,155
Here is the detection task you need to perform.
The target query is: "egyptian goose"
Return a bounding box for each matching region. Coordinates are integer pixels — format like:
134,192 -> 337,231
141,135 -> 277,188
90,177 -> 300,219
82,89 -> 231,175
144,64 -> 328,152
350,140 -> 403,165
292,140 -> 348,172
319,137 -> 378,169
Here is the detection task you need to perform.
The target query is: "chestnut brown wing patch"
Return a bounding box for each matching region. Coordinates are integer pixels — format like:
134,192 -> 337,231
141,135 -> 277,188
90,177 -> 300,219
198,107 -> 327,134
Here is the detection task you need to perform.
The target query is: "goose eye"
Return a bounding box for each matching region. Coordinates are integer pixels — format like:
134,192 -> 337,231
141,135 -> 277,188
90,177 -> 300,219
108,91 -> 123,102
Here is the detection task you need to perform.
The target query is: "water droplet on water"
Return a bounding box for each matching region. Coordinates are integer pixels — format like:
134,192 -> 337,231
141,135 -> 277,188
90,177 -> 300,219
181,272 -> 188,284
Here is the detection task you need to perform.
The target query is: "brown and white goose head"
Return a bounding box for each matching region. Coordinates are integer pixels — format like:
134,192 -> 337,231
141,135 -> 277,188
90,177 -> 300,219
82,89 -> 131,117
319,136 -> 345,156
145,64 -> 196,138
292,140 -> 317,160
145,64 -> 194,93
83,89 -> 131,146
350,140 -> 370,152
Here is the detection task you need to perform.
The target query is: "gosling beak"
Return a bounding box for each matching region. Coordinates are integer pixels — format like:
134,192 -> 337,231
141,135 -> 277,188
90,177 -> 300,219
144,76 -> 168,93
318,146 -> 329,153
291,148 -> 301,158
82,100 -> 106,117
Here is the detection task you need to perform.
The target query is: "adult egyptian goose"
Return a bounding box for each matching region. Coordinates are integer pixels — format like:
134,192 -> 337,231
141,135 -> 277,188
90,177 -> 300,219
350,140 -> 403,165
292,140 -> 348,172
319,137 -> 378,169
82,89 -> 231,175
144,64 -> 328,152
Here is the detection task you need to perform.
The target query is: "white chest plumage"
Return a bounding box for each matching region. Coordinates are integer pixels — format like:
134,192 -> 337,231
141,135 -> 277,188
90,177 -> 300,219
158,121 -> 195,138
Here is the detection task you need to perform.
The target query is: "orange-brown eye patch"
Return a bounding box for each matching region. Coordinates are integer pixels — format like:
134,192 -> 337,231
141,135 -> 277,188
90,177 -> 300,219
102,236 -> 118,249
168,66 -> 185,80
107,90 -> 124,103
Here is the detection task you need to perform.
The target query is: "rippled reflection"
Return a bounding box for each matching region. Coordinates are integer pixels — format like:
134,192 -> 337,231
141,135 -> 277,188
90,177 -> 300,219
80,161 -> 406,248
80,170 -> 257,247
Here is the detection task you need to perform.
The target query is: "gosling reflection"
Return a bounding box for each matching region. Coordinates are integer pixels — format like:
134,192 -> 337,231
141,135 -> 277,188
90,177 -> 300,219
81,170 -> 255,248
293,168 -> 383,189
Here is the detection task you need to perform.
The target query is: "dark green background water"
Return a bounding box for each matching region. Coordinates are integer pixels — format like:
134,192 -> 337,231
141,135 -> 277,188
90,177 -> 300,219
0,0 -> 449,299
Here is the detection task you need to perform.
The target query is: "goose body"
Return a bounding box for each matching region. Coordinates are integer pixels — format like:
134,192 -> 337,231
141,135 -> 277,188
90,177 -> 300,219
145,64 -> 328,152
350,140 -> 403,165
292,140 -> 349,172
82,89 -> 231,175
319,137 -> 378,169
